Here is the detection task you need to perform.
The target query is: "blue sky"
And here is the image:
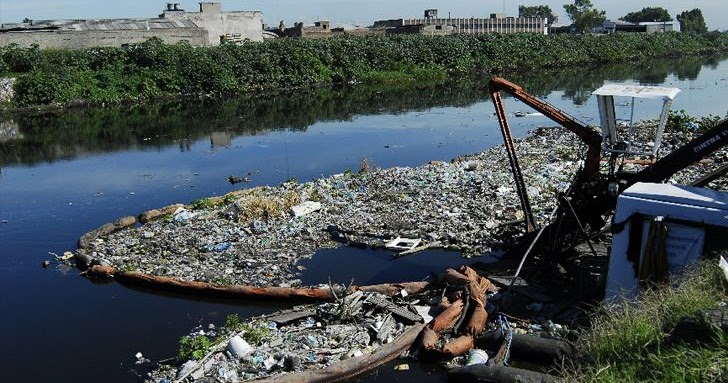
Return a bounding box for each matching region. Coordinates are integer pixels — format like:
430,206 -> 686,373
1,1 -> 727,30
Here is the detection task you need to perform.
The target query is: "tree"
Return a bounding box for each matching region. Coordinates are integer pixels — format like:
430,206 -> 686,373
676,9 -> 708,34
620,7 -> 672,23
563,0 -> 606,33
518,5 -> 558,24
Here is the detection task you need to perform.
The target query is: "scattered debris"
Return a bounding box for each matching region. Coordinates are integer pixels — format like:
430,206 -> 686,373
385,237 -> 421,252
135,351 -> 149,365
71,127 -> 590,288
229,175 -> 251,185
466,349 -> 489,365
147,291 -> 425,382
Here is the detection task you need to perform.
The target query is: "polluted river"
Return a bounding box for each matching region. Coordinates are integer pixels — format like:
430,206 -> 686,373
1,54 -> 728,383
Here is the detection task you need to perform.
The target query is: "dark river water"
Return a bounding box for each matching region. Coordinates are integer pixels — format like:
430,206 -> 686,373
1,55 -> 727,382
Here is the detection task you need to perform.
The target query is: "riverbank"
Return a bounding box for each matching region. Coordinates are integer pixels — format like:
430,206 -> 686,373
564,261 -> 728,383
1,32 -> 728,108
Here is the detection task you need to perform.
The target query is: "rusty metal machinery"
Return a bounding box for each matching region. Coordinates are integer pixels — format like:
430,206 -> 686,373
488,77 -> 728,260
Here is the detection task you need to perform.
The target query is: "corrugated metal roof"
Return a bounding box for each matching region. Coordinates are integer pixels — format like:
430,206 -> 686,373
2,17 -> 200,32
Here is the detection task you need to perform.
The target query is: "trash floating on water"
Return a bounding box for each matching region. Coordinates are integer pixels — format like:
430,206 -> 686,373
385,237 -> 421,252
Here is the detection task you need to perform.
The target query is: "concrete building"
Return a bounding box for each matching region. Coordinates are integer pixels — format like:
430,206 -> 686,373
595,20 -> 675,34
374,10 -> 547,35
385,24 -> 455,35
0,2 -> 263,49
160,2 -> 262,45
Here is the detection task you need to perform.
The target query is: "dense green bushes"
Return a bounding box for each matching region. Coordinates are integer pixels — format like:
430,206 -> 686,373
1,32 -> 727,107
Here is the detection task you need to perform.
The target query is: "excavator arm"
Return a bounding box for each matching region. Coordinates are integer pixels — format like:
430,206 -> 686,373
489,77 -> 603,177
488,77 -> 604,232
633,119 -> 728,184
488,76 -> 728,262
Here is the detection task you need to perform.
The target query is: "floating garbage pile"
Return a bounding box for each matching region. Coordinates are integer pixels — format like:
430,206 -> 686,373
73,127 -> 584,286
73,120 -> 728,288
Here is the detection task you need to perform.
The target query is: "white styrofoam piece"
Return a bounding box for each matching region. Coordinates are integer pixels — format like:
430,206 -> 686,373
290,201 -> 322,217
385,237 -> 421,251
228,335 -> 254,359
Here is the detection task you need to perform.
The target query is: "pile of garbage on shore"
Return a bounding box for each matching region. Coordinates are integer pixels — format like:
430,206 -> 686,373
145,264 -> 578,383
149,290 -> 424,382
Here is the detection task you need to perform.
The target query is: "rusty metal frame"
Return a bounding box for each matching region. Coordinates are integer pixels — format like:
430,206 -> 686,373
488,77 -> 604,234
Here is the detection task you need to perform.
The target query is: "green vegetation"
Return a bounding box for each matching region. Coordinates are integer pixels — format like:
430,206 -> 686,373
191,197 -> 218,210
677,9 -> 708,34
1,32 -> 728,108
565,262 -> 728,382
178,334 -> 212,360
1,53 -> 724,167
224,314 -> 271,344
564,0 -> 606,33
621,7 -> 673,23
667,110 -> 724,133
176,315 -> 272,362
518,5 -> 558,24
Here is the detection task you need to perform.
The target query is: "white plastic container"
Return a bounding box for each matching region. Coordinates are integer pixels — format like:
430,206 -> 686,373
228,335 -> 254,359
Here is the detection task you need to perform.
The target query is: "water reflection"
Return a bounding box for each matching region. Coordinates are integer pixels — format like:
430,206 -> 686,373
507,54 -> 725,105
1,53 -> 725,166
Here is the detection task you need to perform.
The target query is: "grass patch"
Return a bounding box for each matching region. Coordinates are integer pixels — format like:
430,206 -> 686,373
230,188 -> 301,223
191,197 -> 219,210
224,314 -> 271,344
564,261 -> 728,382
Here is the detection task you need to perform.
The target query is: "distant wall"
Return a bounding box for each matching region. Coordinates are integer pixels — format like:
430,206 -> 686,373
0,2 -> 263,49
163,6 -> 263,44
0,28 -> 208,49
374,17 -> 547,34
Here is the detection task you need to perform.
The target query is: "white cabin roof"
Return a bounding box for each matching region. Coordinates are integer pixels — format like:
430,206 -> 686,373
593,84 -> 680,100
